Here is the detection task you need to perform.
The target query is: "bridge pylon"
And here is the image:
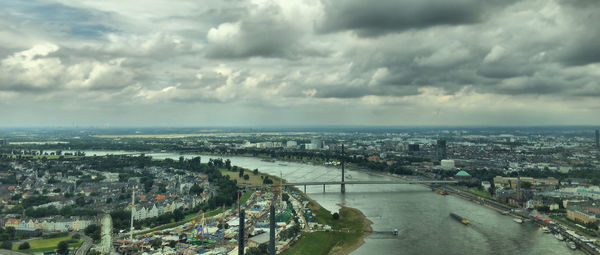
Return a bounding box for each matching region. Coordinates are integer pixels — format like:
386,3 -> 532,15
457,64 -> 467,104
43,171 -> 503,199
341,144 -> 345,194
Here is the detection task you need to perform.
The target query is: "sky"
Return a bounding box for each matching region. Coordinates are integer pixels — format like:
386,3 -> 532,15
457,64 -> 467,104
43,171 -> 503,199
0,0 -> 599,127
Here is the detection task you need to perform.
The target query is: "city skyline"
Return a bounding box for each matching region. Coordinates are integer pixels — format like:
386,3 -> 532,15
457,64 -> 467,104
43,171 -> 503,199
1,0 -> 600,127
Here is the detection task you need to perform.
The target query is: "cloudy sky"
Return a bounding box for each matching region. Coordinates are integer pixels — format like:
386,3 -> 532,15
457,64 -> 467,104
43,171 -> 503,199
1,0 -> 599,127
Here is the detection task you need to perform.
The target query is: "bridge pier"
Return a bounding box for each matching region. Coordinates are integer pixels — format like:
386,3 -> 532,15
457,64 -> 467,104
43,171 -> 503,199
323,184 -> 325,193
341,144 -> 345,194
304,185 -> 306,193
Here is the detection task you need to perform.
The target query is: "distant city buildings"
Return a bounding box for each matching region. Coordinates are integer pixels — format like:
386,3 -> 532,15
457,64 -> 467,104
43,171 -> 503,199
306,138 -> 323,150
286,140 -> 297,148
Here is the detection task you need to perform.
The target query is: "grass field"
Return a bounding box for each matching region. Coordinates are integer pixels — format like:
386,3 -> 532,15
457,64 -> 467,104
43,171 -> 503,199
466,187 -> 492,199
282,231 -> 362,255
239,192 -> 252,204
282,193 -> 370,255
219,168 -> 281,186
313,205 -> 368,230
14,234 -> 82,253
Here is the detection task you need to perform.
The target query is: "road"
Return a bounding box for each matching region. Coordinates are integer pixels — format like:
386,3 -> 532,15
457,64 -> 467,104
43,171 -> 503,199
76,233 -> 93,255
0,249 -> 29,255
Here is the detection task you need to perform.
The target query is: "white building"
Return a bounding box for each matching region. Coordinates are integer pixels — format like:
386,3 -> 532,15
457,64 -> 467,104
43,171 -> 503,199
441,160 -> 455,170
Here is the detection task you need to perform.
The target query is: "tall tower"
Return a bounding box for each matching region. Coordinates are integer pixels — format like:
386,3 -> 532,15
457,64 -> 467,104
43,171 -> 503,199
238,209 -> 245,255
516,176 -> 522,206
130,187 -> 135,241
595,129 -> 599,149
269,204 -> 275,255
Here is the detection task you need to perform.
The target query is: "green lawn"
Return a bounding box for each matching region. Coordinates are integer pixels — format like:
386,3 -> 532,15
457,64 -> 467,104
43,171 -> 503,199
14,235 -> 82,253
308,202 -> 367,230
240,192 -> 252,205
282,192 -> 370,255
282,231 -> 362,255
466,187 -> 492,199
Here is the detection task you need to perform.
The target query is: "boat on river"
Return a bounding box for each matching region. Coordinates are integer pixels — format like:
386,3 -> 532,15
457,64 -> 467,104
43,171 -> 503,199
541,226 -> 551,233
513,218 -> 523,224
435,188 -> 448,195
555,233 -> 565,241
450,213 -> 469,225
567,241 -> 577,250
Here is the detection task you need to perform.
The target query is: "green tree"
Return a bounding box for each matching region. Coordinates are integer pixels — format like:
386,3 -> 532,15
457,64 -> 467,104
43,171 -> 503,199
158,183 -> 167,193
76,196 -> 86,206
18,241 -> 30,250
238,169 -> 244,178
57,241 -> 69,255
332,212 -> 340,220
151,238 -> 162,249
282,193 -> 290,202
85,224 -> 101,241
263,177 -> 273,184
253,169 -> 259,175
243,174 -> 250,180
0,241 -> 12,249
5,227 -> 15,240
189,184 -> 204,195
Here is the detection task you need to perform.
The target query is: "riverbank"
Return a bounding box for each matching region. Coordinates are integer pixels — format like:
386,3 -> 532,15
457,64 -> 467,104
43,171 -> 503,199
280,186 -> 372,255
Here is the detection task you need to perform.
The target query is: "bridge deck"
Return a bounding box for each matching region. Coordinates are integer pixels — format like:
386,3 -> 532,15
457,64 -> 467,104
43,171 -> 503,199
240,180 -> 456,188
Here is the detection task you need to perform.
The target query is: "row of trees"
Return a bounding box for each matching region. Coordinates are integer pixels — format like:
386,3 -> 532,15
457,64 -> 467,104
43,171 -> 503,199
24,205 -> 101,218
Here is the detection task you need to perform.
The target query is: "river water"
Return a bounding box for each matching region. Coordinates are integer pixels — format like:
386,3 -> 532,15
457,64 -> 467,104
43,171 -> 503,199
76,151 -> 581,255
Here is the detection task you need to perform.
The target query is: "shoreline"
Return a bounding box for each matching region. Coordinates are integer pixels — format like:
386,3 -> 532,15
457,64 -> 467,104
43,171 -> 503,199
284,187 -> 373,255
331,205 -> 373,255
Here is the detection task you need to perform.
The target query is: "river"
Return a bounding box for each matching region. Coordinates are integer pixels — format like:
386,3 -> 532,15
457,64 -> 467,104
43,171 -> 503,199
74,151 -> 581,254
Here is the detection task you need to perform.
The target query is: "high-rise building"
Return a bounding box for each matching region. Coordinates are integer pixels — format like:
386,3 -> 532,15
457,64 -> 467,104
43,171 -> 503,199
436,139 -> 447,160
408,144 -> 420,152
311,138 -> 323,149
596,129 -> 599,149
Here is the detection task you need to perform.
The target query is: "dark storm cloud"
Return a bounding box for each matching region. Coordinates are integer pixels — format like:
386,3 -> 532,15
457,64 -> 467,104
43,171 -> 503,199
312,85 -> 421,99
477,62 -> 536,79
552,0 -> 600,66
559,32 -> 600,66
317,0 -> 516,37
